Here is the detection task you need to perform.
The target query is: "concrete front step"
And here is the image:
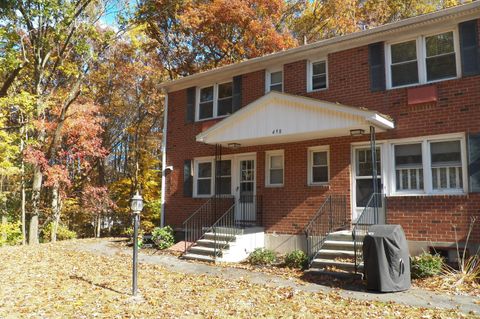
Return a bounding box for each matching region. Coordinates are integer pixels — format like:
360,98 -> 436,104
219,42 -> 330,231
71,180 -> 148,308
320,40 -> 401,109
182,252 -> 216,262
203,232 -> 237,242
311,258 -> 363,272
305,268 -> 363,279
316,249 -> 355,259
322,240 -> 361,251
187,245 -> 222,257
196,238 -> 231,249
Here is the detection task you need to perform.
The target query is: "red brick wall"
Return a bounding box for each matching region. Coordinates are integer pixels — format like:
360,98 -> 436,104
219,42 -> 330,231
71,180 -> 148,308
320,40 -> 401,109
165,18 -> 480,243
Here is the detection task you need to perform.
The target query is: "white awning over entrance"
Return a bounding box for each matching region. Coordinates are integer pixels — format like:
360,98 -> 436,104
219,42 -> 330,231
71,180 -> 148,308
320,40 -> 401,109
196,92 -> 394,147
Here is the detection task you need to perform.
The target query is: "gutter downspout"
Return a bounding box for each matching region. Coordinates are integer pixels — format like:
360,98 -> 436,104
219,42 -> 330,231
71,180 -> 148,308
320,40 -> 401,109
160,91 -> 168,228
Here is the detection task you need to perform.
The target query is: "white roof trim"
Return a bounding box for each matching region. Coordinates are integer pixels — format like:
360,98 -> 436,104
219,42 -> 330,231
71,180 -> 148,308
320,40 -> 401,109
196,91 -> 394,146
162,2 -> 480,92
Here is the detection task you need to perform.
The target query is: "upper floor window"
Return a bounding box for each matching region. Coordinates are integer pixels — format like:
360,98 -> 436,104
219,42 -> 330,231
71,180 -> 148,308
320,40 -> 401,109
266,70 -> 283,92
197,82 -> 233,121
387,30 -> 460,89
308,60 -> 327,91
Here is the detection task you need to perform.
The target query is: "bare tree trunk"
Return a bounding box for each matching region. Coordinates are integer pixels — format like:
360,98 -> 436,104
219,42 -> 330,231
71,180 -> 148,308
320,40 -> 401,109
96,215 -> 101,238
29,166 -> 42,245
51,186 -> 60,242
21,125 -> 27,245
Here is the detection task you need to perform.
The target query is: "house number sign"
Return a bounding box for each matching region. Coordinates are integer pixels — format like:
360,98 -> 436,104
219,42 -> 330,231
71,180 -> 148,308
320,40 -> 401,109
272,129 -> 282,135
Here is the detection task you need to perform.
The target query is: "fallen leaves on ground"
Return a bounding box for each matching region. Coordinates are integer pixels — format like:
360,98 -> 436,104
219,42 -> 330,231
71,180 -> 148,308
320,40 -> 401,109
0,240 -> 477,319
414,275 -> 480,297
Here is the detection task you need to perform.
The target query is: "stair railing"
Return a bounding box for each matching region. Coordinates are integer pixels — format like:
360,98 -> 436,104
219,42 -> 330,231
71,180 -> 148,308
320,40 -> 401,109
352,193 -> 386,273
212,194 -> 262,260
304,194 -> 348,266
182,195 -> 234,253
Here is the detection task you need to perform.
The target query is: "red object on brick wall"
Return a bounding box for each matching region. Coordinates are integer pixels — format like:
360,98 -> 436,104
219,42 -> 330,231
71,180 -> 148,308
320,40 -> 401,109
407,86 -> 438,105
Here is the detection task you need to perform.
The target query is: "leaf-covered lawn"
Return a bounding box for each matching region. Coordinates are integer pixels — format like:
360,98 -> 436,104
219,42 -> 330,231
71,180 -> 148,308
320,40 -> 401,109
0,241 -> 477,319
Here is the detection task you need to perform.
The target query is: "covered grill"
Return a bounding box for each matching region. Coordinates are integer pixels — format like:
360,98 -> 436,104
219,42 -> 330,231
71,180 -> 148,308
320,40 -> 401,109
363,225 -> 411,292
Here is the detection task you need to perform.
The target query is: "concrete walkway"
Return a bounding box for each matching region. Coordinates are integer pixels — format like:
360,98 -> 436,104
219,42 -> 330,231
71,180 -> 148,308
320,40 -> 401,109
72,239 -> 479,315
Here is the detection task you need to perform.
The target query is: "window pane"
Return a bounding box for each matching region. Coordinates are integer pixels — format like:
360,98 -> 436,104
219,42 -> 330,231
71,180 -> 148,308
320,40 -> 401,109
199,102 -> 213,119
270,71 -> 282,84
312,61 -> 326,75
391,40 -> 417,63
270,169 -> 283,185
426,53 -> 456,81
431,141 -> 461,165
216,177 -> 231,195
270,155 -> 283,169
215,160 -> 231,176
312,74 -> 327,90
395,144 -> 422,166
197,179 -> 211,195
270,83 -> 282,92
356,179 -> 382,207
391,61 -> 419,87
312,166 -> 328,183
200,86 -> 214,102
198,162 -> 212,178
218,82 -> 232,99
426,32 -> 454,57
313,151 -> 327,166
356,149 -> 380,177
217,97 -> 233,116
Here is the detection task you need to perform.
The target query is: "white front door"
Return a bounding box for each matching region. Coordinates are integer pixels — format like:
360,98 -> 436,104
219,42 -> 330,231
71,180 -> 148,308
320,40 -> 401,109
234,155 -> 256,223
352,146 -> 385,223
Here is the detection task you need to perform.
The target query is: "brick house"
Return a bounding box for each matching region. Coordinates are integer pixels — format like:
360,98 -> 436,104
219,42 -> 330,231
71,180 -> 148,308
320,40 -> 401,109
160,3 -> 480,270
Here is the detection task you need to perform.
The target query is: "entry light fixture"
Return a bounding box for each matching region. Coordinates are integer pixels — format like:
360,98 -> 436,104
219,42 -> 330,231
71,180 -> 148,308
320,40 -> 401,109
350,129 -> 365,137
227,143 -> 241,149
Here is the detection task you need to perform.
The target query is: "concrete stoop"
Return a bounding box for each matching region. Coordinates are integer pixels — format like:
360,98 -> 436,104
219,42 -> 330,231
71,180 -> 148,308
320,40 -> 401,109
308,230 -> 364,276
182,226 -> 265,263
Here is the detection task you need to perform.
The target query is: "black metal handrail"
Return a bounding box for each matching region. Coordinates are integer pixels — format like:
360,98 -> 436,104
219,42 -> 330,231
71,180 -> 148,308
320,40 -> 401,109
212,194 -> 262,259
183,195 -> 234,252
352,193 -> 386,273
304,194 -> 348,266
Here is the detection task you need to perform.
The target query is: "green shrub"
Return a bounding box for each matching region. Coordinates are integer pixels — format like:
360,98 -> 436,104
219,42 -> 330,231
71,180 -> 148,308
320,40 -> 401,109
248,248 -> 276,266
151,226 -> 174,250
0,221 -> 23,246
284,250 -> 308,269
42,222 -> 77,242
411,252 -> 444,279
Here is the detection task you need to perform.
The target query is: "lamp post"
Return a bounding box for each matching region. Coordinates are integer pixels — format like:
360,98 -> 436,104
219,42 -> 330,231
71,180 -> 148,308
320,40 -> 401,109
130,191 -> 143,296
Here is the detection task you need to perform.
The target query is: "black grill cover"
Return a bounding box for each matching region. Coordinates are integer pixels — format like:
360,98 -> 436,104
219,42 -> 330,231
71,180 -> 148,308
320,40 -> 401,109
363,225 -> 411,292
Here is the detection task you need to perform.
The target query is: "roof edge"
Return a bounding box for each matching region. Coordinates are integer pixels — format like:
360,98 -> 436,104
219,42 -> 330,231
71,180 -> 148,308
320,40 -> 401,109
162,2 -> 480,92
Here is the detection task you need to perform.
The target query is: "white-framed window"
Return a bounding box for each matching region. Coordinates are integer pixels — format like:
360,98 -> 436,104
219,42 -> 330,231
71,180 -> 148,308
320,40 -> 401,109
195,160 -> 213,197
389,135 -> 467,196
386,29 -> 461,89
196,82 -> 233,121
308,146 -> 329,185
308,60 -> 327,91
265,150 -> 284,187
394,143 -> 424,192
193,158 -> 233,197
266,69 -> 283,93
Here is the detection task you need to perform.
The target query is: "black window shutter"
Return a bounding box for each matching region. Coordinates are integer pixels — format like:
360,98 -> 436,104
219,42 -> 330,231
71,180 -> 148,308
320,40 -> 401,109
185,87 -> 196,123
459,20 -> 480,77
183,159 -> 193,197
232,75 -> 243,112
468,133 -> 480,193
369,42 -> 386,92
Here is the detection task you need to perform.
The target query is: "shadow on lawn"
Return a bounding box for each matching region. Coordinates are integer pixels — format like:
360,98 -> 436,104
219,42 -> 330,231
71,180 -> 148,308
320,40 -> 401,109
299,272 -> 369,293
69,275 -> 126,295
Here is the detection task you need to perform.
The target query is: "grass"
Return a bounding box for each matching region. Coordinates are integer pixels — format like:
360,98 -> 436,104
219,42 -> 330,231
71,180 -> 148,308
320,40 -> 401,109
0,239 -> 478,318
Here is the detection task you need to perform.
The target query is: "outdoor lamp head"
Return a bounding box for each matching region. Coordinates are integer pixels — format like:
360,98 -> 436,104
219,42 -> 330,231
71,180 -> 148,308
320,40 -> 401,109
131,191 -> 144,212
